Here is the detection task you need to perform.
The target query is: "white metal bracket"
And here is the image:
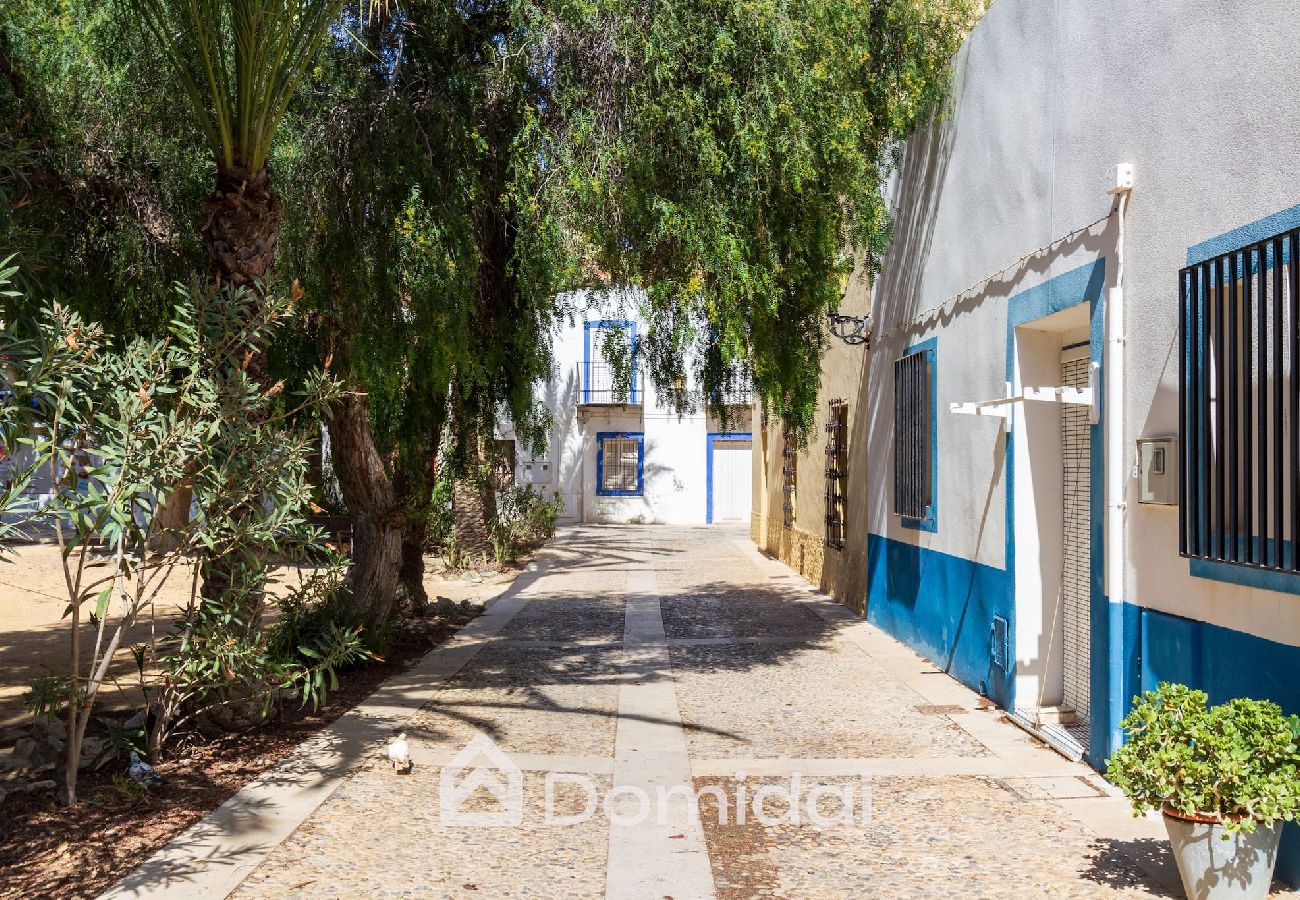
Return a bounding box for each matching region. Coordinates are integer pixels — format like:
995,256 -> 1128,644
950,362 -> 1100,424
948,382 -> 1016,419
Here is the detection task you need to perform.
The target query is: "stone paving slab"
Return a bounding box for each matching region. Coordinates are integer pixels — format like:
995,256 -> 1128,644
106,525 -> 1300,899
696,774 -> 1168,899
410,680 -> 620,758
672,641 -> 989,760
660,588 -> 833,641
500,597 -> 626,643
230,768 -> 613,900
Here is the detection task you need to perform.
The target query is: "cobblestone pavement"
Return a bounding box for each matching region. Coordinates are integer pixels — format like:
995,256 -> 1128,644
216,525 -> 1297,899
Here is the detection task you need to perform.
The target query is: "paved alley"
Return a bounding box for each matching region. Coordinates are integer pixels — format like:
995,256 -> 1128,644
108,526 -> 1298,899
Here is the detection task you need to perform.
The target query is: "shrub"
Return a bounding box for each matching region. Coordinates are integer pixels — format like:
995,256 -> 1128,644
1106,682 -> 1300,835
426,466 -> 456,554
489,484 -> 563,564
0,260 -> 354,802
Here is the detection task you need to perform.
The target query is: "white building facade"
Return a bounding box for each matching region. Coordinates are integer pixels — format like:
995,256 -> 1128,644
755,1 -> 1300,885
504,295 -> 753,526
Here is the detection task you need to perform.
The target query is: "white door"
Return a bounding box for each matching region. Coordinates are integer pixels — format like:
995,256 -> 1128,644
711,439 -> 753,522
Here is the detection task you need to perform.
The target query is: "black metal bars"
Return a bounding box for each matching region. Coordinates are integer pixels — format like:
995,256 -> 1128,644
1180,228 -> 1298,572
894,350 -> 932,520
825,400 -> 848,550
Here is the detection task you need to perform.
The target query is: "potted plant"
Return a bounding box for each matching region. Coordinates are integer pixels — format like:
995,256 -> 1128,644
1107,682 -> 1300,899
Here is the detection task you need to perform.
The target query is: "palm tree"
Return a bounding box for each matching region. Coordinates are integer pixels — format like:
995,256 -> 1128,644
129,1 -> 369,609
132,0 -> 360,287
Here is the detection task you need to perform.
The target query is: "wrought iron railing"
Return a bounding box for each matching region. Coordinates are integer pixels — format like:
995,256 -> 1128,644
718,384 -> 754,406
580,362 -> 642,405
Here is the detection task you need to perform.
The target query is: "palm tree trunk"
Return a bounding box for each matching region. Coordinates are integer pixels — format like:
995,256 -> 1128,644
202,164 -> 284,290
148,483 -> 192,553
197,163 -> 283,616
453,436 -> 496,567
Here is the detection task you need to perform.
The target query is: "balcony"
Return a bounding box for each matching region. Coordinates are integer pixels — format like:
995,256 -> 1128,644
717,384 -> 754,407
579,362 -> 643,406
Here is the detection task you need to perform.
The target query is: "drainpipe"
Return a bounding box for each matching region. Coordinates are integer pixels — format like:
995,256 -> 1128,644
1105,164 -> 1134,759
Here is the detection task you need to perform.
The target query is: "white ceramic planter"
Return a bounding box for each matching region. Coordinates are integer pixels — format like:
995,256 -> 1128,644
1163,810 -> 1281,900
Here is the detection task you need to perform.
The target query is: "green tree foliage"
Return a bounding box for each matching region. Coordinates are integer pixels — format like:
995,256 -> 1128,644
271,3 -> 578,619
274,0 -> 973,620
125,0 -> 378,288
5,0 -> 975,631
0,0 -> 210,331
560,0 -> 977,436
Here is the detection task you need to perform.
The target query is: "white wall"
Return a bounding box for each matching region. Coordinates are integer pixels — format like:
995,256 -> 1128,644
503,289 -> 751,526
866,0 -> 1300,649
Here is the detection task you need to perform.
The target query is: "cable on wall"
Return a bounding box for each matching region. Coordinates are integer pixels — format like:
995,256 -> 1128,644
874,208 -> 1117,343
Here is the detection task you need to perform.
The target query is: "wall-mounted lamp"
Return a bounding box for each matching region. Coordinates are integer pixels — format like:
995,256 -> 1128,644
827,312 -> 871,347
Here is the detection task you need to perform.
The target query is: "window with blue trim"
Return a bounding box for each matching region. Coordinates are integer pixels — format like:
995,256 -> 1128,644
1179,224 -> 1299,577
597,432 -> 644,496
894,342 -> 936,529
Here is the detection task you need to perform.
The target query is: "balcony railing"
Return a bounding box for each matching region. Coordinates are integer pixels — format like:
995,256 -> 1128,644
580,362 -> 642,405
716,384 -> 754,406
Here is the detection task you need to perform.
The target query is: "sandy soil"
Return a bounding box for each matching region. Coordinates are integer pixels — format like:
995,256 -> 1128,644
0,544 -> 523,727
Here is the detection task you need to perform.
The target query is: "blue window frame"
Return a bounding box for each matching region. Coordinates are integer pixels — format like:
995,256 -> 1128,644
896,338 -> 937,532
1181,206 -> 1300,594
597,431 -> 644,496
583,320 -> 638,404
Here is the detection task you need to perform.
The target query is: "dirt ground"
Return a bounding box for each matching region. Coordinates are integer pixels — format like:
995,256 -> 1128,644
0,543 -> 523,727
0,544 -> 533,900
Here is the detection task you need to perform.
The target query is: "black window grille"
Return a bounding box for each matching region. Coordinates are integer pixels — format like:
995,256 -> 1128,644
1180,228 -> 1299,572
894,349 -> 932,520
824,400 -> 848,550
782,428 -> 796,529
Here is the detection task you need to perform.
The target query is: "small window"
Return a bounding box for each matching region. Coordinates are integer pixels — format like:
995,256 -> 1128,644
894,343 -> 935,527
1180,228 -> 1299,573
597,432 -> 643,496
782,428 -> 797,529
824,400 -> 848,550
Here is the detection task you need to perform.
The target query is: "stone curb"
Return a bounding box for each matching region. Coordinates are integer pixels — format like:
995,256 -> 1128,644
98,544 -> 562,900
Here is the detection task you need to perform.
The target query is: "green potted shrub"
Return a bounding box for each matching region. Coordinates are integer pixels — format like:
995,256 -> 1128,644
1107,683 -> 1300,900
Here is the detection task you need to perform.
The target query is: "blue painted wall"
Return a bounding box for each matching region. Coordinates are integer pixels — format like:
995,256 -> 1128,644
866,533 -> 1015,710
863,250 -> 1299,884
1123,602 -> 1300,885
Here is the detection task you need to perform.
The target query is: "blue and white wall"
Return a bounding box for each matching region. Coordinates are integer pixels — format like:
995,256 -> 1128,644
850,0 -> 1300,883
502,289 -> 752,525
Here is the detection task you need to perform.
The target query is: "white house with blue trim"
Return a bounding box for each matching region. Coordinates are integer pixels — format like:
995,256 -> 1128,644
755,0 -> 1300,885
501,291 -> 753,526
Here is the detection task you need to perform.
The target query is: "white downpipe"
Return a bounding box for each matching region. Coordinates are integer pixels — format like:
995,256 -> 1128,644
1107,189 -> 1129,603
1105,178 -> 1132,753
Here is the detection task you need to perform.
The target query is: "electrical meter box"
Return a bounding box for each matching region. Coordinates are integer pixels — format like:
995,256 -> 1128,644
520,456 -> 552,484
1137,438 -> 1177,505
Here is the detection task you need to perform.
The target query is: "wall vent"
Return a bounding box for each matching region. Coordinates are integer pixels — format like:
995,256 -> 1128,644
990,615 -> 1010,671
